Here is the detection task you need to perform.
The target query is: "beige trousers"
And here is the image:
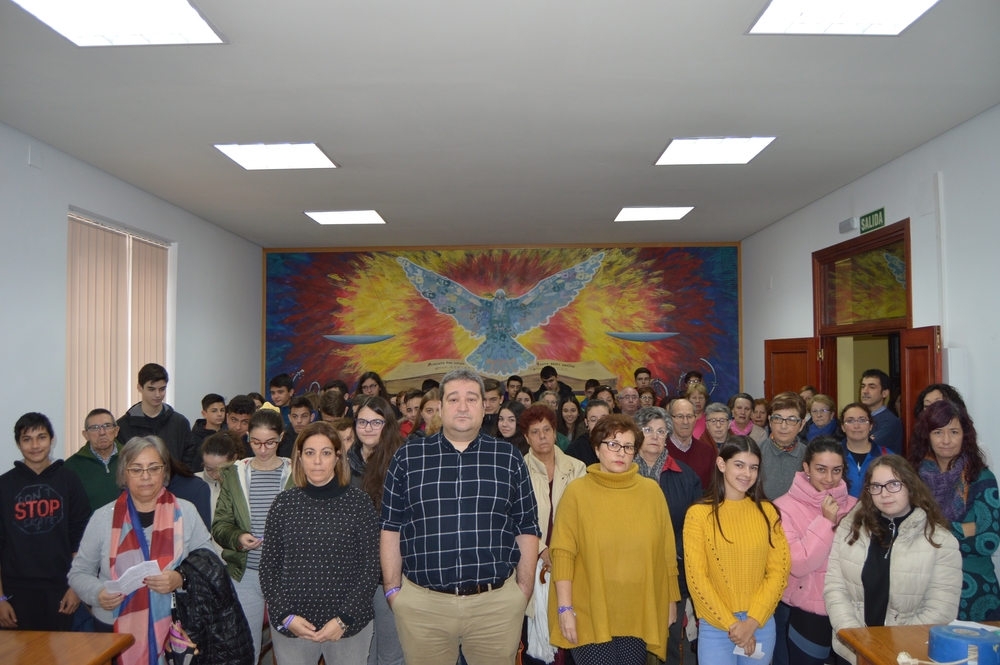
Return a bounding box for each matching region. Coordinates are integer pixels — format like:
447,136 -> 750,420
392,574 -> 528,665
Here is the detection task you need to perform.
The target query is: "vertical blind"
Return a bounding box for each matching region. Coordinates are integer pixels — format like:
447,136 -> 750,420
130,237 -> 168,394
65,216 -> 168,457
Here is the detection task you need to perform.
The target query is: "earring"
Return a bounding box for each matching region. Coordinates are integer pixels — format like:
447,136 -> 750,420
806,475 -> 811,480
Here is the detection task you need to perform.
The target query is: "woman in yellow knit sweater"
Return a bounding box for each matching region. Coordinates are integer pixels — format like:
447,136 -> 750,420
548,414 -> 680,665
684,435 -> 791,664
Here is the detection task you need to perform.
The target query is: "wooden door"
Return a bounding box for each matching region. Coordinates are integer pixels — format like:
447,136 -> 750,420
763,337 -> 821,400
899,326 -> 942,446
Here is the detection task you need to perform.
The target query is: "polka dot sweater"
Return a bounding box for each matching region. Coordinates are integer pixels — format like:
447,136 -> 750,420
259,483 -> 380,638
683,497 -> 790,631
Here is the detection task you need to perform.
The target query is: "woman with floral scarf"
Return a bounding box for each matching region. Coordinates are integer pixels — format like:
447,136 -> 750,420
908,399 -> 1000,621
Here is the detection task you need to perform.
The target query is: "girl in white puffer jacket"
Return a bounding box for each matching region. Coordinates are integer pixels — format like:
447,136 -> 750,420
823,454 -> 962,664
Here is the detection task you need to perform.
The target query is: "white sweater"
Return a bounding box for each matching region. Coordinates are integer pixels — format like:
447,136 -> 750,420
823,505 -> 962,664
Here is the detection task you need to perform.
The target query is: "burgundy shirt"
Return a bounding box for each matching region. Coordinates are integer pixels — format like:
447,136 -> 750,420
666,435 -> 717,488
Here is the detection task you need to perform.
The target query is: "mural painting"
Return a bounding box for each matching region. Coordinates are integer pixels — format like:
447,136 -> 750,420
265,246 -> 739,399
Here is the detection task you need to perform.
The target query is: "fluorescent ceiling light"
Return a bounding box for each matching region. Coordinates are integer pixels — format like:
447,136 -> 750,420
12,0 -> 224,47
749,0 -> 941,36
657,137 -> 775,165
615,207 -> 694,222
306,211 -> 386,226
215,143 -> 336,170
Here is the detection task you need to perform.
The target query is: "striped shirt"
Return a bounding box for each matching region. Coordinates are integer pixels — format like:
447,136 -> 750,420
380,431 -> 540,590
246,467 -> 284,570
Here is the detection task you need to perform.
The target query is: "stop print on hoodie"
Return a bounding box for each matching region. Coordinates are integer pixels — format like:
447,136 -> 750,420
0,460 -> 90,585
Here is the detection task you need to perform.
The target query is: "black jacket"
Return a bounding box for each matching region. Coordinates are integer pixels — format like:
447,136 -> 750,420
186,420 -> 218,471
533,380 -> 574,402
175,548 -> 255,665
117,403 -> 193,469
565,434 -> 598,467
657,458 -> 703,597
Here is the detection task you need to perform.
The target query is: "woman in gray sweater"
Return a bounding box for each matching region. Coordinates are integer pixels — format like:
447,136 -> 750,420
69,436 -> 214,664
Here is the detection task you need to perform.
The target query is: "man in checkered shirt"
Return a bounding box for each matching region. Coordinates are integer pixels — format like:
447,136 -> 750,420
380,368 -> 541,665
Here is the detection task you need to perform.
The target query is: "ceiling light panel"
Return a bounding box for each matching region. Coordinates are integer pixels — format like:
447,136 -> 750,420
615,207 -> 694,222
12,0 -> 224,47
306,211 -> 386,225
657,137 -> 776,165
215,143 -> 336,170
749,0 -> 941,36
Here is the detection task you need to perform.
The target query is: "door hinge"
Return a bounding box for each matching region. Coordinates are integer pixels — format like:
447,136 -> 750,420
818,349 -> 825,361
936,329 -> 941,353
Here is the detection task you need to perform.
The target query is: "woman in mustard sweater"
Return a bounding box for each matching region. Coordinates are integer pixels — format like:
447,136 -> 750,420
684,435 -> 791,664
548,414 -> 680,665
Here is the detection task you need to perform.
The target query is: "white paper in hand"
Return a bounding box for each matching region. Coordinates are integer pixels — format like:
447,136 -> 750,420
104,560 -> 162,595
733,643 -> 766,660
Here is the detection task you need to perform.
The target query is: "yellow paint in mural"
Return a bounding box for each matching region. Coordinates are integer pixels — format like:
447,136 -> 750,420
324,248 -> 681,384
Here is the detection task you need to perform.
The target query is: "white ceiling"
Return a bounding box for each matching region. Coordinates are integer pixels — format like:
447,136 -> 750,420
2,0 -> 999,248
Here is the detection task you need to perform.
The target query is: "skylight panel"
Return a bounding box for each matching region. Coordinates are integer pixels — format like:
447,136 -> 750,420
749,0 -> 941,36
306,211 -> 386,225
656,137 -> 775,165
12,0 -> 224,47
215,143 -> 336,171
614,207 -> 694,222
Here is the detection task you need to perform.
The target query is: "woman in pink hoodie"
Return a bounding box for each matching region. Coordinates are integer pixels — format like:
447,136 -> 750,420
773,436 -> 857,665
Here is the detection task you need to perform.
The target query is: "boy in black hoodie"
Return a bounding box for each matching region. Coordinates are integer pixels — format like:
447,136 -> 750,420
117,363 -> 193,468
186,393 -> 226,471
0,413 -> 91,631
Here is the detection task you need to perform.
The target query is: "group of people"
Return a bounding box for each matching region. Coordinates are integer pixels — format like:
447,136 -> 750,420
0,360 -> 996,665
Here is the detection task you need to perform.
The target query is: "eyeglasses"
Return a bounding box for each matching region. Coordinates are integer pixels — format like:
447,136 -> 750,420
249,438 -> 279,449
706,418 -> 730,425
866,480 -> 904,495
769,415 -> 803,426
671,414 -> 696,421
641,427 -> 668,438
619,394 -> 638,401
126,464 -> 165,478
85,423 -> 116,433
357,418 -> 385,430
844,418 -> 870,425
601,440 -> 636,455
810,408 -> 831,415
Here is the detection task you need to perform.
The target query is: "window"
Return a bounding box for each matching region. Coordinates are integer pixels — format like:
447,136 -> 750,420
812,219 -> 911,336
66,214 -> 168,456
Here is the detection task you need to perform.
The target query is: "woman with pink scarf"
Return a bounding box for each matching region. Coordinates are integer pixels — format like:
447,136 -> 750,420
728,393 -> 767,443
772,436 -> 857,665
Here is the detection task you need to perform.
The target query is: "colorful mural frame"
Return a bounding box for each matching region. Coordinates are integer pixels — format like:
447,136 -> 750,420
261,243 -> 743,400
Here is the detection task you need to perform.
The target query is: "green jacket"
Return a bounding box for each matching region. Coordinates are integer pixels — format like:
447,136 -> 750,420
211,457 -> 293,581
63,441 -> 124,513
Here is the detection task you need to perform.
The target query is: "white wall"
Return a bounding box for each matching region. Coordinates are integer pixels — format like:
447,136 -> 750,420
0,121 -> 262,468
742,102 -> 1000,459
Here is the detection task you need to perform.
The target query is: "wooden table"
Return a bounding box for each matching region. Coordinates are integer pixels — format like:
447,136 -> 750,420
0,630 -> 134,665
839,622 -> 1000,665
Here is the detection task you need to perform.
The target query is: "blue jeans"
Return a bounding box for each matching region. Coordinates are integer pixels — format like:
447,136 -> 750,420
698,612 -> 776,665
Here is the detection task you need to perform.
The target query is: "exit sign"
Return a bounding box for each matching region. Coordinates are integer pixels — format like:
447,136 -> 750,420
860,208 -> 885,234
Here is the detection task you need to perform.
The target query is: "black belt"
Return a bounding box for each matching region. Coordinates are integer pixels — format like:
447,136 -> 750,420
427,577 -> 506,596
